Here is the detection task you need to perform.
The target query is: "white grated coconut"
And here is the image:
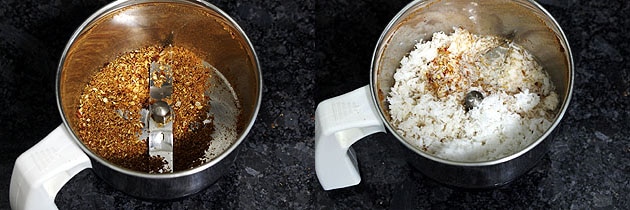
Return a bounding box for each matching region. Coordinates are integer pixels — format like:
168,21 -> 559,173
388,28 -> 559,162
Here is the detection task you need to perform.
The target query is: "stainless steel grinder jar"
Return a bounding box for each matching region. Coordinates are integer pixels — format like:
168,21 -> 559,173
10,1 -> 261,209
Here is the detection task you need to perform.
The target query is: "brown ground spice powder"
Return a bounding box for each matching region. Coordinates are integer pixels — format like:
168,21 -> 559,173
76,45 -> 214,173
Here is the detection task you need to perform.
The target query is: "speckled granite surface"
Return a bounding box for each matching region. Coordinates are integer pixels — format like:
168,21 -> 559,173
1,0 -> 628,209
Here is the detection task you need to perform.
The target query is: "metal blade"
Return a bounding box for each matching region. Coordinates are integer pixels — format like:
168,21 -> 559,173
148,61 -> 174,172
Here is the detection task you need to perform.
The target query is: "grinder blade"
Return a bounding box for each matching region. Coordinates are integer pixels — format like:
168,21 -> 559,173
147,61 -> 174,172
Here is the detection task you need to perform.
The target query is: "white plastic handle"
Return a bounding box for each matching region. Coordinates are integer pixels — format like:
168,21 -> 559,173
315,85 -> 386,190
10,124 -> 92,210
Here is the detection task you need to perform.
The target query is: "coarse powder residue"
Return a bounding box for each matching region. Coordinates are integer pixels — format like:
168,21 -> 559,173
388,28 -> 560,162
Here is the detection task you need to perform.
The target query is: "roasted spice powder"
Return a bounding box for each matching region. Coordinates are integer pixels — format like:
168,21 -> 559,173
77,45 -> 215,173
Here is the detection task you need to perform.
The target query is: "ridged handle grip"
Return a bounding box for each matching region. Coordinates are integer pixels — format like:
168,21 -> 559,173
10,124 -> 92,210
314,85 -> 385,190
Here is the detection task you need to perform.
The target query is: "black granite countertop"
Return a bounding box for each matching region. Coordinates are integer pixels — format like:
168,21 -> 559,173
1,0 -> 628,209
